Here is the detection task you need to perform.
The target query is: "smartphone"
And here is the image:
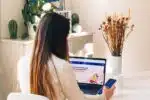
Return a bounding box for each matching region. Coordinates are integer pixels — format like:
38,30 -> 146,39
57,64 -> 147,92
105,79 -> 116,89
97,79 -> 116,95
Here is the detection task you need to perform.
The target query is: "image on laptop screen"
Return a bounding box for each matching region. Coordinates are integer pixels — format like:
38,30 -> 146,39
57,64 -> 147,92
69,57 -> 106,95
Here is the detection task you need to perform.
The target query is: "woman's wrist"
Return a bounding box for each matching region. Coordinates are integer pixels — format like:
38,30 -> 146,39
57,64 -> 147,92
105,98 -> 110,100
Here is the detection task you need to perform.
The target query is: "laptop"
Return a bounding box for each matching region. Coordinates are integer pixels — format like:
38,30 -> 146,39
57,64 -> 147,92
69,57 -> 106,95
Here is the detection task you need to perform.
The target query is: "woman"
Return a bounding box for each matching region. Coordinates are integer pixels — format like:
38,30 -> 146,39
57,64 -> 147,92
18,12 -> 115,100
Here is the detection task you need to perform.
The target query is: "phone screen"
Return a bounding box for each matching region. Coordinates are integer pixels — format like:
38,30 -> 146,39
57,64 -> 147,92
105,79 -> 116,88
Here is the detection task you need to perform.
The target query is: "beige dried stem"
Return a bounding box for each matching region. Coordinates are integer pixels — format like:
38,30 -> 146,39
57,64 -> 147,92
99,11 -> 134,56
125,24 -> 134,40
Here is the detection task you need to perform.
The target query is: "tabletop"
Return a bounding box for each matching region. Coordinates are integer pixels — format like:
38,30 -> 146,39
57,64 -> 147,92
112,71 -> 150,100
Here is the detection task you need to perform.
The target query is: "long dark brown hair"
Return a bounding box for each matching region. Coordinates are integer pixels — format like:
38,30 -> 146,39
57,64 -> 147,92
30,12 -> 70,100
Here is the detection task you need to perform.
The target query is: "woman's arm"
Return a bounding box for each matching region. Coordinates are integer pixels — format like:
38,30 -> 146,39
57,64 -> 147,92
57,62 -> 105,100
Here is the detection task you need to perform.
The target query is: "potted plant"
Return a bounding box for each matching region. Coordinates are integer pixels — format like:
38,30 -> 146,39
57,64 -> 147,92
8,20 -> 18,39
71,13 -> 82,33
99,9 -> 134,95
100,10 -> 134,75
22,0 -> 55,39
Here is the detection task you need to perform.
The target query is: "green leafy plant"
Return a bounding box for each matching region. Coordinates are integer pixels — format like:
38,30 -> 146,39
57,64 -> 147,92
22,0 -> 45,25
21,0 -> 56,39
71,13 -> 80,33
21,0 -> 46,39
8,20 -> 18,39
72,13 -> 80,26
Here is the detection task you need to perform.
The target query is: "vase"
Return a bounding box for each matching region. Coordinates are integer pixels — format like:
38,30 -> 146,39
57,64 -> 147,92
106,56 -> 122,76
28,23 -> 36,40
106,56 -> 123,95
72,24 -> 82,33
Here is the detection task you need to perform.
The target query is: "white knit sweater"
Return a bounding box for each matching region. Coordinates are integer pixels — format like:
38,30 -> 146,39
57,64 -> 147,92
17,54 -> 104,100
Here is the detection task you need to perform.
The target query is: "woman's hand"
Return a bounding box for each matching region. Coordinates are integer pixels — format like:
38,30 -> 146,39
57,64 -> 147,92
103,85 -> 116,100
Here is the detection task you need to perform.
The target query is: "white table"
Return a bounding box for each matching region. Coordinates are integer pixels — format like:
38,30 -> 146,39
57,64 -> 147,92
112,71 -> 150,100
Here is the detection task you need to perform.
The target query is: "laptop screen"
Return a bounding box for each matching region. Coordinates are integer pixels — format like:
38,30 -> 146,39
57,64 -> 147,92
70,57 -> 106,85
69,57 -> 106,95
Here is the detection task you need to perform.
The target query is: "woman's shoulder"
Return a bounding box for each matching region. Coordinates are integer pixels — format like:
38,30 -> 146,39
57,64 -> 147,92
51,55 -> 72,70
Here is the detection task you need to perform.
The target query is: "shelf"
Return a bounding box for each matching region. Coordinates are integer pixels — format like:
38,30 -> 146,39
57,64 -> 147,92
68,32 -> 93,39
0,39 -> 34,45
0,32 -> 93,45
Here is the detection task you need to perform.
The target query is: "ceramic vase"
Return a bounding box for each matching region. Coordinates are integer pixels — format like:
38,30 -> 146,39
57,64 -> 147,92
28,23 -> 36,40
106,55 -> 123,95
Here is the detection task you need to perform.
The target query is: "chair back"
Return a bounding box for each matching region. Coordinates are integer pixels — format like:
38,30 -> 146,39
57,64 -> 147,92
7,93 -> 49,100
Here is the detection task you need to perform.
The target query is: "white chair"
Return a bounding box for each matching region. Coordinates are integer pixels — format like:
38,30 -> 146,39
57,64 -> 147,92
17,56 -> 30,93
7,93 -> 49,100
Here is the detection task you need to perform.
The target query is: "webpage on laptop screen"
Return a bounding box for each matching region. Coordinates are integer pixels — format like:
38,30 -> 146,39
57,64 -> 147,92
70,57 -> 106,85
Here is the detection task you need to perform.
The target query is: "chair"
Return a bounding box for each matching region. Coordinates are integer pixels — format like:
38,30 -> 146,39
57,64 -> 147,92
17,56 -> 30,93
7,93 -> 49,100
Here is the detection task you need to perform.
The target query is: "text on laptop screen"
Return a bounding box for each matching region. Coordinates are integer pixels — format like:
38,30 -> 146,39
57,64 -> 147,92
69,57 -> 106,85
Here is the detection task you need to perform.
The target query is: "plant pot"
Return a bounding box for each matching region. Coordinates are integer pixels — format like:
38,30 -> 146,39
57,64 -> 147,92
106,56 -> 123,95
10,33 -> 17,39
28,23 -> 36,40
106,56 -> 122,76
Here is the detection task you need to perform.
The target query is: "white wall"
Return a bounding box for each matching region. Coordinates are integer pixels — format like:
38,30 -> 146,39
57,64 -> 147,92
71,0 -> 150,75
65,0 -> 72,10
0,0 -> 2,35
71,0 -> 109,32
0,0 -> 25,38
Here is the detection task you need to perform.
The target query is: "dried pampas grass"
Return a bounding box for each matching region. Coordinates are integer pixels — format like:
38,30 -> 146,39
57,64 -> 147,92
99,10 -> 134,56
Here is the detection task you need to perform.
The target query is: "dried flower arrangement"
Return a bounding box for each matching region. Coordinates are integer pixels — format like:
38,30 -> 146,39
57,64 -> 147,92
99,9 -> 134,56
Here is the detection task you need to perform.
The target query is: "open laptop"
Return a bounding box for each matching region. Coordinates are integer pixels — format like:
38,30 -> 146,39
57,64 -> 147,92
69,57 -> 106,95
